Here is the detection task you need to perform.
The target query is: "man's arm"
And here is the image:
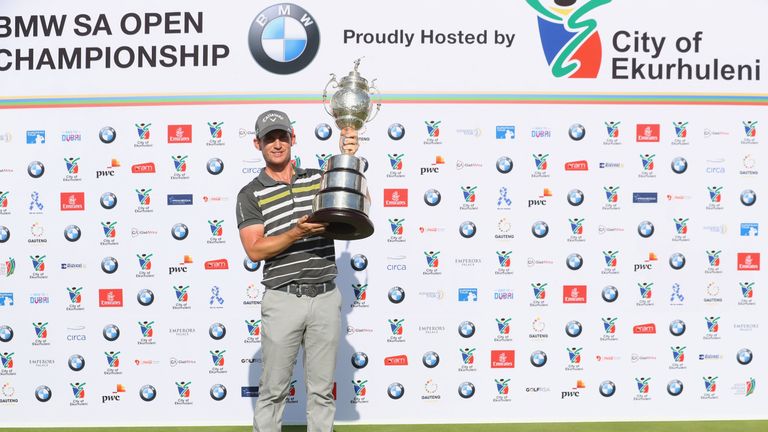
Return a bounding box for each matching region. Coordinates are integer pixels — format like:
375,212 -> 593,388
239,215 -> 328,262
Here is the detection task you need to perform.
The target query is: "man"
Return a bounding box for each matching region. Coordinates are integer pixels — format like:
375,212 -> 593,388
236,110 -> 357,432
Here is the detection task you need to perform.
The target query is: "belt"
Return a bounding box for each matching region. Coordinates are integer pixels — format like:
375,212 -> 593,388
274,282 -> 335,298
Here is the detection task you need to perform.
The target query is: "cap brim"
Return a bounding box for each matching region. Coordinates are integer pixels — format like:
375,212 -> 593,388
257,124 -> 292,140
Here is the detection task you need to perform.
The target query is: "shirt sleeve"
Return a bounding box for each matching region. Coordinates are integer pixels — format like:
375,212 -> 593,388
236,185 -> 264,229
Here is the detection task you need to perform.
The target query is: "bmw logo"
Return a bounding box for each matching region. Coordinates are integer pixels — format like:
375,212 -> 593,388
458,321 -> 476,338
210,384 -> 227,401
64,224 -> 81,242
100,192 -> 118,210
315,123 -> 332,141
565,320 -> 583,338
669,253 -> 686,270
459,221 -> 476,238
424,189 -> 442,206
358,156 -> 369,173
667,379 -> 684,396
387,382 -> 405,400
244,258 -> 261,272
101,256 -> 119,274
68,354 -> 85,372
422,351 -> 440,368
102,324 -> 120,341
567,189 -> 584,206
388,286 -> 405,304
566,253 -> 583,271
740,189 -> 756,206
351,352 -> 369,369
530,350 -> 548,367
388,123 -> 405,140
599,380 -> 616,397
247,4 -> 319,75
0,226 -> 8,243
209,322 -> 227,340
531,221 -> 549,238
669,319 -> 686,336
171,223 -> 189,241
602,285 -> 619,303
35,385 -> 52,402
671,157 -> 688,174
140,384 -> 157,402
737,348 -> 753,365
27,161 -> 45,178
0,325 -> 13,342
137,289 -> 155,306
99,126 -> 117,144
637,220 -> 655,238
496,156 -> 513,174
568,123 -> 586,141
351,254 -> 368,271
207,158 -> 224,175
458,382 -> 475,399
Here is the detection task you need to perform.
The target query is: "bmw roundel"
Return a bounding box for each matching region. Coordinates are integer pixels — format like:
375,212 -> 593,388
637,220 -> 655,238
565,320 -> 583,338
602,285 -> 619,303
387,382 -> 405,400
100,192 -> 118,210
103,324 -> 120,341
422,351 -> 440,368
64,224 -> 81,242
671,157 -> 688,174
667,379 -> 684,396
669,319 -> 686,336
599,380 -> 616,397
531,221 -> 549,238
740,189 -> 756,206
35,385 -> 52,402
458,381 -> 475,399
459,221 -> 476,238
424,189 -> 442,206
248,4 -> 320,75
315,123 -> 332,141
567,189 -> 584,206
27,161 -> 45,178
530,350 -> 548,367
388,286 -> 405,304
669,253 -> 686,270
350,254 -> 368,271
210,384 -> 227,401
209,322 -> 227,340
458,321 -> 476,338
0,325 -> 13,342
244,257 -> 261,272
496,156 -> 513,174
566,253 -> 583,271
388,123 -> 405,140
171,223 -> 189,241
140,384 -> 157,402
99,126 -> 117,144
137,288 -> 155,306
207,158 -> 224,175
0,226 -> 9,243
351,352 -> 369,369
737,348 -> 753,365
569,123 -> 586,141
68,354 -> 85,372
101,256 -> 119,274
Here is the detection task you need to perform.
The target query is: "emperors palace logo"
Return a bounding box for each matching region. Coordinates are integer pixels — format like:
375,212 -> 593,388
527,0 -> 611,78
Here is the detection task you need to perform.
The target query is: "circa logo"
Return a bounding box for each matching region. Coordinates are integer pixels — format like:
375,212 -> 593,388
248,4 -> 320,74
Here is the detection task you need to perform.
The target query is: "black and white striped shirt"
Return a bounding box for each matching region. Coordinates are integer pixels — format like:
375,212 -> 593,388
236,167 -> 337,289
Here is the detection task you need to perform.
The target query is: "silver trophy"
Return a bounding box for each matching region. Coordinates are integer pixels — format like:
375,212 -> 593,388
310,59 -> 380,240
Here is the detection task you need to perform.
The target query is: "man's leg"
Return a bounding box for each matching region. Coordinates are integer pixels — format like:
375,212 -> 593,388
254,290 -> 307,432
303,287 -> 342,432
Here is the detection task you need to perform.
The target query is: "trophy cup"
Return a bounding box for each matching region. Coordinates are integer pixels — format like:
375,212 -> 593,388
310,59 -> 381,240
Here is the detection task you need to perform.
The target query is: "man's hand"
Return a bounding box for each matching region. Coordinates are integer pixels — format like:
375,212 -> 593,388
292,215 -> 328,240
339,127 -> 359,155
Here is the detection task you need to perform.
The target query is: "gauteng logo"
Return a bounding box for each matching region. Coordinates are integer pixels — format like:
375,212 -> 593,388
527,0 -> 610,78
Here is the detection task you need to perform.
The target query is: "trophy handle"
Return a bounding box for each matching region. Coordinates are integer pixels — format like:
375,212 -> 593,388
366,78 -> 382,123
322,73 -> 339,117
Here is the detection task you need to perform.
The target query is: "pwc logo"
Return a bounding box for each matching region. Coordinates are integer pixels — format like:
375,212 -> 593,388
527,0 -> 611,78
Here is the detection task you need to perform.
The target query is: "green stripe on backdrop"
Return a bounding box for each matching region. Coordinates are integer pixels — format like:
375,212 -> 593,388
2,421 -> 768,432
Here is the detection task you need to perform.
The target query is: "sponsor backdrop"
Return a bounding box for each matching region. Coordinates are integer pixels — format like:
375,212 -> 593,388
0,0 -> 765,427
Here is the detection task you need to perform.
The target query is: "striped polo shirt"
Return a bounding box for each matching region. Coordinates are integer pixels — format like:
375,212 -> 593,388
236,166 -> 337,290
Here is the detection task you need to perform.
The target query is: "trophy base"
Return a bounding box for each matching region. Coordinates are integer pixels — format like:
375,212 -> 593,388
308,208 -> 374,241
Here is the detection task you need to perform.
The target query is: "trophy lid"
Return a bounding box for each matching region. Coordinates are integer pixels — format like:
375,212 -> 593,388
339,59 -> 370,91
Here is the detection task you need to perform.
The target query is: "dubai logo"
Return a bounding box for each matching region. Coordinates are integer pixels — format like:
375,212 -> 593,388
527,0 -> 611,78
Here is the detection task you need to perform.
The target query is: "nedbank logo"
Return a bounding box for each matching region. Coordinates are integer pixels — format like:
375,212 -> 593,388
527,0 -> 611,78
248,4 -> 320,74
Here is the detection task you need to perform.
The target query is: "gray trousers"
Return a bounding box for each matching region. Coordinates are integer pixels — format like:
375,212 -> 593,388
254,286 -> 341,432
